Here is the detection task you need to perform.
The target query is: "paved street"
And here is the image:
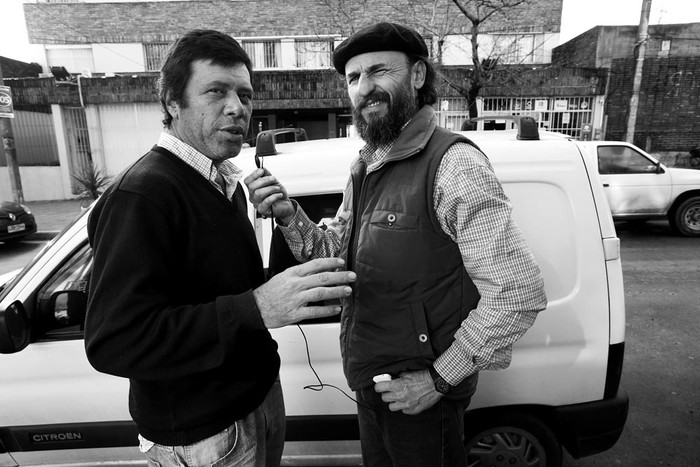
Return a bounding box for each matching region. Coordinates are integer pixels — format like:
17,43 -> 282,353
0,239 -> 44,273
0,199 -> 85,275
573,221 -> 700,466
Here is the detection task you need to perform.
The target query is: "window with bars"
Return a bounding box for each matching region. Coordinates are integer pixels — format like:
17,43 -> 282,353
294,39 -> 332,68
481,96 -> 595,139
434,96 -> 596,139
63,107 -> 94,195
242,40 -> 280,69
144,43 -> 171,71
433,97 -> 471,131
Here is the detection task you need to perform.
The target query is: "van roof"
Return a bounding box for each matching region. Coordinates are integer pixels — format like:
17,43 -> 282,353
237,130 -> 581,198
241,129 -> 570,160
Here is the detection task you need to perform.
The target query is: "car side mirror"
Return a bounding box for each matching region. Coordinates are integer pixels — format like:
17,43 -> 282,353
0,301 -> 30,353
656,162 -> 665,174
49,290 -> 87,328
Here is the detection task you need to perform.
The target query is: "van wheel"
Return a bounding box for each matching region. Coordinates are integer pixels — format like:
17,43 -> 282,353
464,412 -> 562,467
670,197 -> 700,237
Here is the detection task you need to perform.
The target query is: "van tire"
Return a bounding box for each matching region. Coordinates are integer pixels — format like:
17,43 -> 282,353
463,412 -> 562,467
670,196 -> 700,237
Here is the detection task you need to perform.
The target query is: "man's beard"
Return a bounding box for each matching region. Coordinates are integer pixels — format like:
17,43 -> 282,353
352,81 -> 418,146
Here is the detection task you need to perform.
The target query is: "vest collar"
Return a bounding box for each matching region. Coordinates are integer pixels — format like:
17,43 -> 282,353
353,105 -> 438,173
383,105 -> 438,164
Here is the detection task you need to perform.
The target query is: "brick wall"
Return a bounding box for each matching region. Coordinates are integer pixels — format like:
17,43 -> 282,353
24,0 -> 562,44
253,69 -> 348,109
551,27 -> 600,68
553,23 -> 700,70
468,65 -> 606,97
606,57 -> 700,152
7,62 -> 604,110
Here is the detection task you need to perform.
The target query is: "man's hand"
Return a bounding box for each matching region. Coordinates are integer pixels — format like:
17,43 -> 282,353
254,258 -> 355,328
244,168 -> 295,225
374,369 -> 443,415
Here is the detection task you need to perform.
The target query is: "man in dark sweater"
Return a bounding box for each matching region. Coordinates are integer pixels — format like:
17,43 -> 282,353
85,29 -> 356,467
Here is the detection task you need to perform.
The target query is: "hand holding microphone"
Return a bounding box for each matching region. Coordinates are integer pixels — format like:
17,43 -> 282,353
244,161 -> 295,225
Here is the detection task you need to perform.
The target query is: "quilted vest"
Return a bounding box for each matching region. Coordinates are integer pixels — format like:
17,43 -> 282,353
339,106 -> 480,396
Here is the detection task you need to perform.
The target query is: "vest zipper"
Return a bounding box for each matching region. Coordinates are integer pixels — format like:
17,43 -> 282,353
346,160 -> 367,270
344,160 -> 367,355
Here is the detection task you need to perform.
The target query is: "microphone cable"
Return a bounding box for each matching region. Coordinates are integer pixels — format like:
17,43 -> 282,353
296,323 -> 377,412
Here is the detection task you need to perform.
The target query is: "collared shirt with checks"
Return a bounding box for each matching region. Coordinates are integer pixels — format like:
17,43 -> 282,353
280,139 -> 547,387
158,132 -> 242,200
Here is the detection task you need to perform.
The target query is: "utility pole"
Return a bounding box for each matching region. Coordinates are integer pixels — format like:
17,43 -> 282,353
625,0 -> 652,144
0,60 -> 24,203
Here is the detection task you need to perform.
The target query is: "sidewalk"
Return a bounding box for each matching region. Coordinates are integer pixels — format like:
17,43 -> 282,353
25,199 -> 88,240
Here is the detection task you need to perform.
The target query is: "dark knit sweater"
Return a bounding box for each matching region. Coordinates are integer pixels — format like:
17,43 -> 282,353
86,146 -> 279,446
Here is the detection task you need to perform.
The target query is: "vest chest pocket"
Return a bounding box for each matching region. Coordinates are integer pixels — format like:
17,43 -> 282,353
360,209 -> 437,273
368,210 -> 419,230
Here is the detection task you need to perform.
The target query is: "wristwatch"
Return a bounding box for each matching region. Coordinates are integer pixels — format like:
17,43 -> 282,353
429,366 -> 451,394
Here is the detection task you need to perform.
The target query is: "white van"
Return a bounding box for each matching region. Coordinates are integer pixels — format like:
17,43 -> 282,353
0,123 -> 628,466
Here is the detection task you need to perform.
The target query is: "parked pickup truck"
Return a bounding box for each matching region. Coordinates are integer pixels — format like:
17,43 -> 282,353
579,141 -> 700,237
0,123 -> 628,466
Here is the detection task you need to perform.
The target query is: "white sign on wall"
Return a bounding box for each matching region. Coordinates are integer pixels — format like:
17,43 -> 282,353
554,99 -> 568,111
535,99 -> 548,111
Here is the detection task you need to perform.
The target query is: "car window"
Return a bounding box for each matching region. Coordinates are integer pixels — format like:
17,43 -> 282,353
269,193 -> 344,325
34,242 -> 93,341
598,146 -> 660,174
298,193 -> 343,226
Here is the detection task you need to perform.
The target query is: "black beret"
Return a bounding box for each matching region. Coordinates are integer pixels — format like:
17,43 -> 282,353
332,22 -> 428,74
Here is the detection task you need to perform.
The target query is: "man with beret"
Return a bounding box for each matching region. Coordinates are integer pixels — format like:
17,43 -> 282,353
246,22 -> 547,466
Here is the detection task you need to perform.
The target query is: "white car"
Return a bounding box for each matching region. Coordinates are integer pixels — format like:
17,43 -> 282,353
579,141 -> 700,236
0,123 -> 628,466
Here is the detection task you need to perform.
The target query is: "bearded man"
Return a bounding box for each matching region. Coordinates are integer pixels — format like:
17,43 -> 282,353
246,22 -> 547,467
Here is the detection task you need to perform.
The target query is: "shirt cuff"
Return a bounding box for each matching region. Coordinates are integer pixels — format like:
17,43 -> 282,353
433,345 -> 477,387
279,202 -> 318,247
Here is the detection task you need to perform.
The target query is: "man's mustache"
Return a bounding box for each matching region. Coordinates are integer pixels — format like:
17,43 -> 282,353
357,91 -> 391,111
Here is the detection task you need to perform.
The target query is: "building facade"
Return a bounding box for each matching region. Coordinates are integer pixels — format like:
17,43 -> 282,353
553,22 -> 700,155
2,0 -> 614,201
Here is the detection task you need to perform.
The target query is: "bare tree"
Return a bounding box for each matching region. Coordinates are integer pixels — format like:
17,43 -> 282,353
435,0 -> 528,122
320,0 -> 540,122
385,0 -> 463,65
320,0 -> 371,36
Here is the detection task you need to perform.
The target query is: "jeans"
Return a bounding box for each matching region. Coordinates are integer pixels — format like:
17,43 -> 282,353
140,379 -> 285,467
356,386 -> 468,467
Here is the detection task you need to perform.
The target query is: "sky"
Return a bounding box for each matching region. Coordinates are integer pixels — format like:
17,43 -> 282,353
1,0 -> 700,63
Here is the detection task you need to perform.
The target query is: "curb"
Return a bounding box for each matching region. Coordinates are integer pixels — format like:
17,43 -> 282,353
26,231 -> 60,241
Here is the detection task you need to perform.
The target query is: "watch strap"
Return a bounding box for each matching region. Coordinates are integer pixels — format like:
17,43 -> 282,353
428,366 -> 451,394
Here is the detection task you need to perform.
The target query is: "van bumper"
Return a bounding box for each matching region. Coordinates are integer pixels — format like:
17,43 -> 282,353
555,388 -> 629,459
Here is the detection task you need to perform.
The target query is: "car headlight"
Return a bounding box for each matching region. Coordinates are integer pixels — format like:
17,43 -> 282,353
20,204 -> 32,215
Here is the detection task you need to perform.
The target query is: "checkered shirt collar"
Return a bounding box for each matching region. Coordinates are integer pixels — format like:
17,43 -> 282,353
358,119 -> 416,173
158,132 -> 242,199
